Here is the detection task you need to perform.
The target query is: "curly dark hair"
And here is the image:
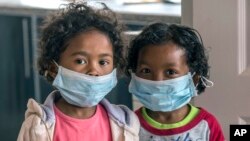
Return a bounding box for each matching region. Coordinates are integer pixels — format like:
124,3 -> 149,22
38,2 -> 125,82
126,23 -> 210,94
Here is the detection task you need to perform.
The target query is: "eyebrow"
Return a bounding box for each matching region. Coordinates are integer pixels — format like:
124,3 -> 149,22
71,51 -> 88,57
71,51 -> 113,58
99,53 -> 113,58
165,62 -> 177,67
138,60 -> 148,65
138,60 -> 177,67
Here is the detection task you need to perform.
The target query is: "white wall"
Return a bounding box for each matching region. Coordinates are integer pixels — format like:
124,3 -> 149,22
182,0 -> 250,140
0,0 -> 21,5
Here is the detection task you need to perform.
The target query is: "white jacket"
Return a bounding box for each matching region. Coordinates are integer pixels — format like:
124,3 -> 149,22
17,91 -> 140,141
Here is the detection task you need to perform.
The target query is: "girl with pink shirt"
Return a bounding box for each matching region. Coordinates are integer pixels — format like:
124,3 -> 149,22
17,2 -> 139,141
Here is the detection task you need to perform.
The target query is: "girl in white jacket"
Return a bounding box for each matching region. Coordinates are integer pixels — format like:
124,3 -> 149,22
17,2 -> 139,141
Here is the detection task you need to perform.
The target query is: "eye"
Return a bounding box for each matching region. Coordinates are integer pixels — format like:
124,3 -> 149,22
140,68 -> 151,74
99,60 -> 109,66
165,69 -> 177,76
75,59 -> 87,65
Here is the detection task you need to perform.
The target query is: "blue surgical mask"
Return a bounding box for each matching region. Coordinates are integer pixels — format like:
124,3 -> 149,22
129,73 -> 197,112
52,64 -> 117,107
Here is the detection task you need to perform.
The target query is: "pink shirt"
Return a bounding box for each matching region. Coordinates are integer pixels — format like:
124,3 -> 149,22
53,104 -> 112,141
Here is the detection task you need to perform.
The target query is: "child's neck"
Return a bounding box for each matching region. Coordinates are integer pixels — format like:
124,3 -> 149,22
146,105 -> 190,124
55,98 -> 97,119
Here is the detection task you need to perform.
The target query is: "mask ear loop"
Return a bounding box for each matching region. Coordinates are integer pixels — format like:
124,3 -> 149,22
44,60 -> 59,78
191,72 -> 214,87
128,69 -> 133,75
44,70 -> 48,77
53,60 -> 59,67
200,76 -> 214,87
191,72 -> 199,87
191,72 -> 199,96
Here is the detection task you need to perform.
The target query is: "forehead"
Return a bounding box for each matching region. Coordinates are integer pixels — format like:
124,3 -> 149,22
64,29 -> 113,55
137,42 -> 187,67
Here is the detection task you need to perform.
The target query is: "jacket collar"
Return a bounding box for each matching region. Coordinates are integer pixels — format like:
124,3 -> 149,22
39,90 -> 139,134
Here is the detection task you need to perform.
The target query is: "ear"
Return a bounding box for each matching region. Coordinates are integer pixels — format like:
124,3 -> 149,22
192,74 -> 200,86
47,61 -> 58,78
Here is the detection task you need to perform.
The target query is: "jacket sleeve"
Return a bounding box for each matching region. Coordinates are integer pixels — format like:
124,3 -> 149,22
17,114 -> 51,141
17,99 -> 52,141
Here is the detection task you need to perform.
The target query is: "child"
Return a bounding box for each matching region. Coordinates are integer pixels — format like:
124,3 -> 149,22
126,23 -> 225,141
17,2 -> 139,141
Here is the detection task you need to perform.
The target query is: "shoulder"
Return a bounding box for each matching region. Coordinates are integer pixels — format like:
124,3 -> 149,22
198,107 -> 221,125
118,104 -> 140,127
17,99 -> 54,141
198,107 -> 225,141
25,99 -> 43,119
100,99 -> 140,132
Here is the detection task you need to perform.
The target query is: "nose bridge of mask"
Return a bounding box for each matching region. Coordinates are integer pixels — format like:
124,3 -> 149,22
55,69 -> 117,88
53,60 -> 116,83
131,72 -> 192,94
